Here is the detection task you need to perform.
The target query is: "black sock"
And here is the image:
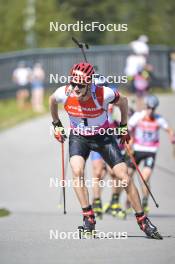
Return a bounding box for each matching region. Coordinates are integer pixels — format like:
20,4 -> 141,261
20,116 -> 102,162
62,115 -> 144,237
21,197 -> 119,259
82,205 -> 92,212
135,211 -> 144,217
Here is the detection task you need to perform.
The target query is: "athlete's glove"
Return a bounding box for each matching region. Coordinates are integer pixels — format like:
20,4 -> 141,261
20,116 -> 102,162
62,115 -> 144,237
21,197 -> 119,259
118,123 -> 131,145
52,120 -> 67,143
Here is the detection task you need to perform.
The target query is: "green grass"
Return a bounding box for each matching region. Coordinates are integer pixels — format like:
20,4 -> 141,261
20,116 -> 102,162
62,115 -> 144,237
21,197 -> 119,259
0,93 -> 50,130
149,87 -> 173,94
0,208 -> 11,217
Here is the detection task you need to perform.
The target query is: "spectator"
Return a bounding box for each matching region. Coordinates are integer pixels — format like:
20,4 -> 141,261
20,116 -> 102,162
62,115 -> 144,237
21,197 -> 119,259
12,61 -> 31,108
31,63 -> 45,113
125,54 -> 146,79
125,35 -> 152,110
130,35 -> 149,56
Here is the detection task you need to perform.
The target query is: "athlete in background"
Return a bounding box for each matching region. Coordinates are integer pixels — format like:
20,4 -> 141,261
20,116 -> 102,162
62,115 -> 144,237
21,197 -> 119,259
128,95 -> 175,213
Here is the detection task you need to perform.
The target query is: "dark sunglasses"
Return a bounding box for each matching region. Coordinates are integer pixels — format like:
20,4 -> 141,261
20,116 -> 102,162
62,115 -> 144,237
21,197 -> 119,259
147,106 -> 155,110
71,83 -> 87,89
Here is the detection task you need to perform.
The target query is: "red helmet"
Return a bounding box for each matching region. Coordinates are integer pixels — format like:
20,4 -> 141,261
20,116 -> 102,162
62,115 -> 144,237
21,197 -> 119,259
70,62 -> 95,84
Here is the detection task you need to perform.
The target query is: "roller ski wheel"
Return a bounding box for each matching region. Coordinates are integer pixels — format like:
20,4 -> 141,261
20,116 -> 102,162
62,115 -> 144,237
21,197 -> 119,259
136,214 -> 163,240
111,203 -> 125,219
117,210 -> 127,220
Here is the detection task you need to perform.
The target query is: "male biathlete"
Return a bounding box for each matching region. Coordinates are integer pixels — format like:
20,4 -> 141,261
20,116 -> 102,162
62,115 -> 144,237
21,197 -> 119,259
49,62 -> 162,239
128,95 -> 175,213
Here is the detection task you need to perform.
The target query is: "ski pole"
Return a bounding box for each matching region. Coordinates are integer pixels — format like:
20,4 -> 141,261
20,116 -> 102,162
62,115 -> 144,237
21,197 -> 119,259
58,142 -> 69,209
125,143 -> 159,208
72,37 -> 89,62
61,142 -> 67,214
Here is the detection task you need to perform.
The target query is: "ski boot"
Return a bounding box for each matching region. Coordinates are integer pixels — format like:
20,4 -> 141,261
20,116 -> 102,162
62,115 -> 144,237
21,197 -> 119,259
92,198 -> 103,220
136,213 -> 163,240
78,208 -> 96,239
110,194 -> 126,219
142,197 -> 150,214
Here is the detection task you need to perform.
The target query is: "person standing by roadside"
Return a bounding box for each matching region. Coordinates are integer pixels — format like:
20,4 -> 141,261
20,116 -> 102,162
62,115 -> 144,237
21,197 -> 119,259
31,63 -> 45,113
12,61 -> 31,109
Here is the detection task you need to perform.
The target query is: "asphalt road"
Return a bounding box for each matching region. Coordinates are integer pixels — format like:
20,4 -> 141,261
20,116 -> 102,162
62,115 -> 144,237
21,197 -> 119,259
0,94 -> 175,264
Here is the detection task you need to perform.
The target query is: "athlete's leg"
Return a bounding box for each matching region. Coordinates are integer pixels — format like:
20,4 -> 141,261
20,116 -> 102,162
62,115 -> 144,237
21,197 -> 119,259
98,137 -> 143,213
107,164 -> 123,195
112,162 -> 143,212
106,164 -> 126,218
69,133 -> 91,209
140,166 -> 152,213
97,136 -> 162,238
125,167 -> 135,210
70,155 -> 89,208
90,152 -> 105,219
141,153 -> 155,197
125,151 -> 143,210
91,152 -> 106,199
141,167 -> 152,198
69,138 -> 96,232
141,153 -> 156,213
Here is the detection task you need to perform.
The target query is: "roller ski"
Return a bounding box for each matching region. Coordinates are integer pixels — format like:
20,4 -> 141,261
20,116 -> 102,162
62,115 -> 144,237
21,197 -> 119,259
104,194 -> 126,219
111,202 -> 127,219
78,208 -> 97,239
92,198 -> 103,220
136,213 -> 163,240
103,203 -> 112,215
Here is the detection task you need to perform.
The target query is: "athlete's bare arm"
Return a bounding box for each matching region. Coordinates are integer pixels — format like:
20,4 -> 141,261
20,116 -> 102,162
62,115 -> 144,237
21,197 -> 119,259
115,94 -> 128,125
49,95 -> 59,121
165,127 -> 175,143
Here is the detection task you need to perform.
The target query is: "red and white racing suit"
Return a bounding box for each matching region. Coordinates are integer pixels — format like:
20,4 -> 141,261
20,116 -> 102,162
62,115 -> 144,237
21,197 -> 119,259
53,84 -> 124,168
128,110 -> 168,168
54,84 -> 119,135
